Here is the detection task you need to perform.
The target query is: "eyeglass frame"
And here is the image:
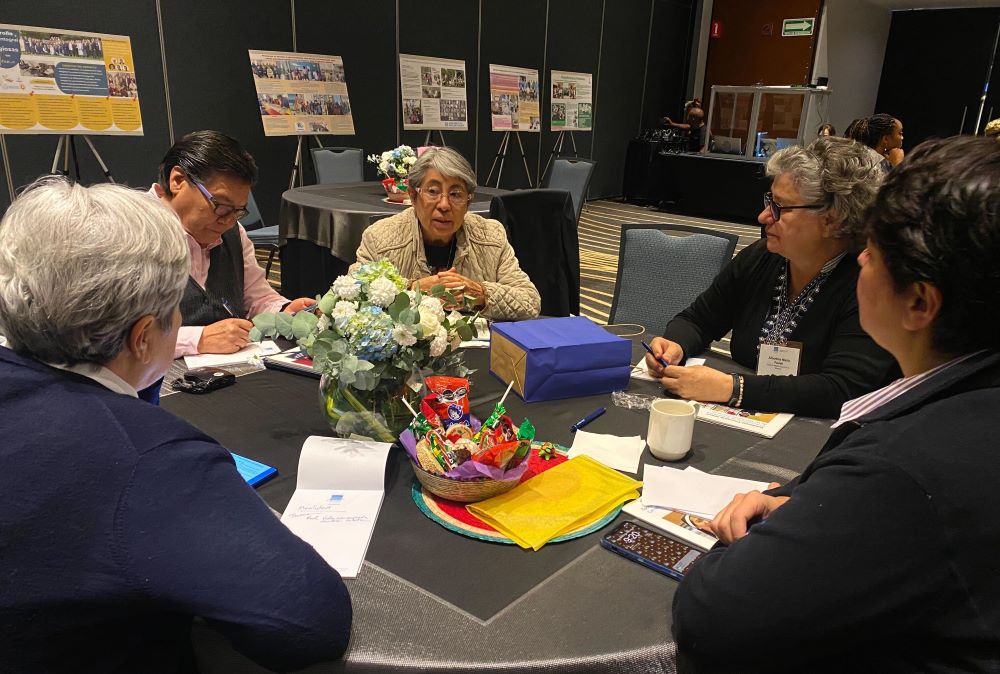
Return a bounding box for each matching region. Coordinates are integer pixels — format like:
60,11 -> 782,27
187,175 -> 250,220
763,191 -> 825,222
414,185 -> 474,208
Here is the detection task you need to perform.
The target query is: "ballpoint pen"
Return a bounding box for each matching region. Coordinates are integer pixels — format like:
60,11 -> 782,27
570,406 -> 606,433
641,340 -> 670,368
220,298 -> 237,318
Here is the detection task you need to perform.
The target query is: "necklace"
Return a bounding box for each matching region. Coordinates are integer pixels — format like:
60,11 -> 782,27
758,252 -> 847,350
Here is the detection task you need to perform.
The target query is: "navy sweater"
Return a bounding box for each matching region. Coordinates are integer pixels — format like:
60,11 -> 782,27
0,347 -> 352,673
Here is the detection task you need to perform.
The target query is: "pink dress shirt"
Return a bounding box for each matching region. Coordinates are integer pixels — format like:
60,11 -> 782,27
147,185 -> 288,357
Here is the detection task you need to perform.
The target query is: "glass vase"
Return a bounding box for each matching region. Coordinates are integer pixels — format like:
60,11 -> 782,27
318,374 -> 414,442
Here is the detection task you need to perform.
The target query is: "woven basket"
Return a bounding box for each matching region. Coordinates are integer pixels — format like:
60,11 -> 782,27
410,460 -> 520,503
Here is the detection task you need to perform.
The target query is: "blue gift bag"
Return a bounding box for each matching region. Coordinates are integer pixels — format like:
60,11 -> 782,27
489,316 -> 631,402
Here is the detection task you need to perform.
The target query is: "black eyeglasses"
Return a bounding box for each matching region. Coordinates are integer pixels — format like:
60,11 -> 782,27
764,191 -> 824,221
188,176 -> 250,220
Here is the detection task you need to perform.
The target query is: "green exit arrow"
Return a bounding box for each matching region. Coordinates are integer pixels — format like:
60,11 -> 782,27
782,18 -> 814,36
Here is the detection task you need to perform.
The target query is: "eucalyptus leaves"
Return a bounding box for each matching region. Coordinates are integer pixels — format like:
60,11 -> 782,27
249,260 -> 477,395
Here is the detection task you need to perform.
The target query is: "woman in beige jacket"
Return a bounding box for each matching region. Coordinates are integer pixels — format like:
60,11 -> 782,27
354,147 -> 540,321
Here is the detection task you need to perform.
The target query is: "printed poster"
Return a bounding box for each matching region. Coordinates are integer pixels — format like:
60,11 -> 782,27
488,63 -> 540,132
249,49 -> 354,136
550,70 -> 593,132
399,53 -> 468,131
0,23 -> 143,135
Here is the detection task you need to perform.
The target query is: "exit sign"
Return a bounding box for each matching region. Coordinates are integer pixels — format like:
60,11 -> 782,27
782,18 -> 815,36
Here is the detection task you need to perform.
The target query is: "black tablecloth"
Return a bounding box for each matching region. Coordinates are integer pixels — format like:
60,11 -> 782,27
623,148 -> 769,224
278,183 -> 507,299
163,336 -> 832,673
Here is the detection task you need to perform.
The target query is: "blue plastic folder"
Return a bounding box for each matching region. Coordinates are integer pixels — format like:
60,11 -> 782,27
489,316 -> 631,402
231,452 -> 277,487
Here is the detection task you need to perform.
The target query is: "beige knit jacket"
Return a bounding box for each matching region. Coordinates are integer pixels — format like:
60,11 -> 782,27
353,208 -> 541,321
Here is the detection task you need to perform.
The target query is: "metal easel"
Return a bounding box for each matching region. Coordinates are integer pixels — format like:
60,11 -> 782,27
422,129 -> 447,147
288,134 -> 327,189
540,130 -> 577,183
485,130 -> 534,188
50,134 -> 115,182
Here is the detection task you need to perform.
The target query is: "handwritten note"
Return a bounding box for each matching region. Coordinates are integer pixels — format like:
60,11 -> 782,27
280,437 -> 392,578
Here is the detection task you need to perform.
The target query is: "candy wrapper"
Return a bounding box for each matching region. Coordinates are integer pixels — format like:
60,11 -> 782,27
425,376 -> 471,428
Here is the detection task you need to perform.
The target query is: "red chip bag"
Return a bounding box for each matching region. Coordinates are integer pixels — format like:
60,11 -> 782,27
472,440 -> 520,470
425,376 -> 471,428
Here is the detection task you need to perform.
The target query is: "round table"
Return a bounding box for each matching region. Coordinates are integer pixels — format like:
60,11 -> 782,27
278,182 -> 508,298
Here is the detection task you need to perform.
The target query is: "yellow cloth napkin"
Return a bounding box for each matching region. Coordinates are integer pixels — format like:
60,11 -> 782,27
467,455 -> 642,550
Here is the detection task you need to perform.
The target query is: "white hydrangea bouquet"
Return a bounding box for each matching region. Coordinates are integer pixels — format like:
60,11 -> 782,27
250,260 -> 477,442
367,144 -> 417,192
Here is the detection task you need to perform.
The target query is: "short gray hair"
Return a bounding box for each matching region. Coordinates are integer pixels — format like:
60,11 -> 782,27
766,136 -> 883,238
0,177 -> 190,365
408,147 -> 477,193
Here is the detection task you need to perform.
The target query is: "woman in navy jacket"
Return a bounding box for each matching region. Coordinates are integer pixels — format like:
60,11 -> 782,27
0,178 -> 352,673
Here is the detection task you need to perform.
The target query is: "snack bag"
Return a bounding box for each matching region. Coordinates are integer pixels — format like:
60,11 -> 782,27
472,440 -> 520,470
425,376 -> 471,428
419,395 -> 444,429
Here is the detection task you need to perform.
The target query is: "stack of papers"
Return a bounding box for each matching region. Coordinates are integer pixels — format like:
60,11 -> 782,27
183,340 -> 280,369
280,436 -> 392,578
568,429 -> 646,474
467,455 -> 642,550
641,465 -> 769,519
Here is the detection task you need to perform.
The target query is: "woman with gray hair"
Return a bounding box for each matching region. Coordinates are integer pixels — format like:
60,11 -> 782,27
354,146 -> 540,320
644,137 -> 899,417
0,178 -> 351,672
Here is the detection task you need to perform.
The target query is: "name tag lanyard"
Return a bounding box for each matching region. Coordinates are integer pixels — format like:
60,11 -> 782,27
758,252 -> 846,351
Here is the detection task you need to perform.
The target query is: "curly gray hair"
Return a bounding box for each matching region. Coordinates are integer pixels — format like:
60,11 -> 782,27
0,177 -> 189,365
766,136 -> 883,238
407,147 -> 477,194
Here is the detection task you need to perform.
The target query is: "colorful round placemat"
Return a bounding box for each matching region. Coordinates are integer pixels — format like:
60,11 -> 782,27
410,443 -> 624,544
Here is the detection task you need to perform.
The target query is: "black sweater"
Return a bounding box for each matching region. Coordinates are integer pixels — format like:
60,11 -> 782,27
673,351 -> 1000,673
663,239 -> 898,417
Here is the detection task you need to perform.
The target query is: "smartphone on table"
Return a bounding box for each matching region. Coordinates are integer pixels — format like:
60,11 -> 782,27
600,520 -> 704,581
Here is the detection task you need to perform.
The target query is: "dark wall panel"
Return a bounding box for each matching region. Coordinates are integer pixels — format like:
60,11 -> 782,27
477,0 -> 547,190
591,0 -> 653,197
398,0 -> 480,176
295,0 -> 397,185
161,0 -> 294,227
643,0 -> 695,128
876,7 -> 1000,148
542,0 -> 603,180
0,0 -> 171,213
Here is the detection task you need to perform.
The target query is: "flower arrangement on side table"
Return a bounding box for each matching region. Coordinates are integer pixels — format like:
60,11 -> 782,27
249,260 -> 479,442
367,144 -> 417,202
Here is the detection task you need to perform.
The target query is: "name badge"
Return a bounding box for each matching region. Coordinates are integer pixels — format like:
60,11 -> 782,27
756,341 -> 802,377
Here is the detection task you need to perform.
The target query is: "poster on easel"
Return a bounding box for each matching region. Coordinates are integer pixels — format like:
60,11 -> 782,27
550,70 -> 593,132
248,49 -> 354,136
488,64 -> 540,132
399,53 -> 468,131
0,23 -> 142,135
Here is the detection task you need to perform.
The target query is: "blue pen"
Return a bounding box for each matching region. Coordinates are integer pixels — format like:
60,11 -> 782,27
220,298 -> 241,318
570,406 -> 606,433
641,340 -> 670,368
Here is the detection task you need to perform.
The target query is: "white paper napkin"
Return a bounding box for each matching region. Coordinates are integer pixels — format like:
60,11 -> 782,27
641,464 -> 769,518
568,430 -> 647,474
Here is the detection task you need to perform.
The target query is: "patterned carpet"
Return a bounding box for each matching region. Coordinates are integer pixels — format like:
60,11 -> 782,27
256,199 -> 762,351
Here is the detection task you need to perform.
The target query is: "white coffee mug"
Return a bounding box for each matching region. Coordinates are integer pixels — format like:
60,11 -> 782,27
647,399 -> 698,461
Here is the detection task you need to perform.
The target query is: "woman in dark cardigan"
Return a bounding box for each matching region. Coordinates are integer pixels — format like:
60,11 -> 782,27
644,136 -> 898,418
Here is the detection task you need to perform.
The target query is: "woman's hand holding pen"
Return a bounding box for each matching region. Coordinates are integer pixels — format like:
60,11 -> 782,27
644,337 -> 684,377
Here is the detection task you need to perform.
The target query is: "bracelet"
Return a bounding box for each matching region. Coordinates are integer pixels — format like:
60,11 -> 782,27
726,374 -> 740,406
734,375 -> 745,408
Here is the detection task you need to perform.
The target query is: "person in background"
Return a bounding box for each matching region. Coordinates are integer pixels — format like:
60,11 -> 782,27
817,122 -> 836,137
353,147 -> 540,320
644,137 -> 898,418
0,178 -> 352,673
673,136 -> 1000,673
153,130 -> 314,357
664,104 -> 707,153
846,113 -> 904,170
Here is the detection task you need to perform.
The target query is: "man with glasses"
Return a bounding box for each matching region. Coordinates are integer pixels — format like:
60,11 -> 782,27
152,131 -> 314,356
